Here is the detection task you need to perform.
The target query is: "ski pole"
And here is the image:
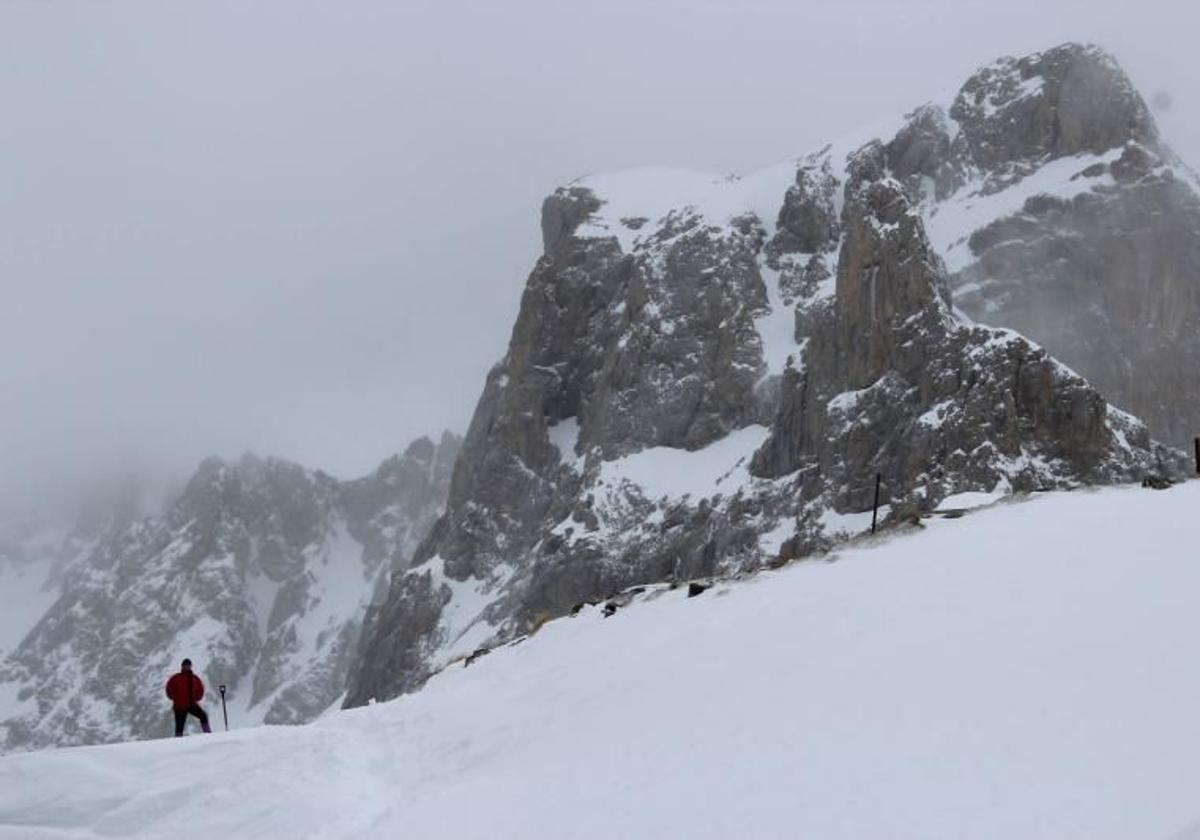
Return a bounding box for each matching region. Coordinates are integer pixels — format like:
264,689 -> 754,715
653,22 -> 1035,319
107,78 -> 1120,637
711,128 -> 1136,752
218,684 -> 229,731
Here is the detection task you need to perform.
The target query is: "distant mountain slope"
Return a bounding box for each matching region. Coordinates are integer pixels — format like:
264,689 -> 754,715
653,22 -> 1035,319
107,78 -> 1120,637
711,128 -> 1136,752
0,433 -> 459,753
0,522 -> 85,659
345,44 -> 1189,707
4,482 -> 1199,840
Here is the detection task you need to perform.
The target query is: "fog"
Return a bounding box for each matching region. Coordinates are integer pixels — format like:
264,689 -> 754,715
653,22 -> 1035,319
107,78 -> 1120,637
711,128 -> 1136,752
2,0 -> 1197,517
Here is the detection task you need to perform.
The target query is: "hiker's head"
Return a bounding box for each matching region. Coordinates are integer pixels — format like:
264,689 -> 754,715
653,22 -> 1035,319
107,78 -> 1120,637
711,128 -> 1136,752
181,658 -> 193,672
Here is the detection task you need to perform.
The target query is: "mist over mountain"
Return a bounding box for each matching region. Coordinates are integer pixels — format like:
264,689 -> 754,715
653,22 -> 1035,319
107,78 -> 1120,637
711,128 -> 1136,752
4,0 -> 1200,520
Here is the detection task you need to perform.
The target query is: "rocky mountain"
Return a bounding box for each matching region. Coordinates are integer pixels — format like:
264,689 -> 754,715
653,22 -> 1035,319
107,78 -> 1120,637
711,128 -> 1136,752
914,44 -> 1200,449
0,433 -> 459,752
345,42 -> 1191,707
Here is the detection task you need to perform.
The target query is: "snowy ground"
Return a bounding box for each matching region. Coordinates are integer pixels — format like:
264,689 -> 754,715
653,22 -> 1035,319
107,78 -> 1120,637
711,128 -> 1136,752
3,481 -> 1200,839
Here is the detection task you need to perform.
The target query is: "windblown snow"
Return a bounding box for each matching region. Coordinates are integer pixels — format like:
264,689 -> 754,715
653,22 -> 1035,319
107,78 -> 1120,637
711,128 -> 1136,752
3,481 -> 1199,840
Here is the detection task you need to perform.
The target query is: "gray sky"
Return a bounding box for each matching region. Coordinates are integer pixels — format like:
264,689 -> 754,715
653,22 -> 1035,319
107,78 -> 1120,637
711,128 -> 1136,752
2,0 -> 1197,514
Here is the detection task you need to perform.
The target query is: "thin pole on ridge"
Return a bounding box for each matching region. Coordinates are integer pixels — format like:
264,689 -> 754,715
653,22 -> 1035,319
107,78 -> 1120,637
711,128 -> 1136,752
871,473 -> 882,534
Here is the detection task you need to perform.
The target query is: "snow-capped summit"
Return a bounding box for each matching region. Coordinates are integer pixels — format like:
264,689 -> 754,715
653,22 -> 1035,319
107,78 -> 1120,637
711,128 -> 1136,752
345,44 -> 1193,708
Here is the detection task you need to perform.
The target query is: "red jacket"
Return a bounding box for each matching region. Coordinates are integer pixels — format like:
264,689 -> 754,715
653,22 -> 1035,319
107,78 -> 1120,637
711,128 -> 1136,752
165,671 -> 205,711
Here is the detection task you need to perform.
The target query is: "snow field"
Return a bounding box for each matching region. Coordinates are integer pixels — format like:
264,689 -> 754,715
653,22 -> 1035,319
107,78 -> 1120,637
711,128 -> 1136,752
3,481 -> 1200,839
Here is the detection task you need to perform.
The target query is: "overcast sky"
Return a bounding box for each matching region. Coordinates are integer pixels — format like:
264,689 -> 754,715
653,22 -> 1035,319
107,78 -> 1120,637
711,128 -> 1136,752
2,0 -> 1197,515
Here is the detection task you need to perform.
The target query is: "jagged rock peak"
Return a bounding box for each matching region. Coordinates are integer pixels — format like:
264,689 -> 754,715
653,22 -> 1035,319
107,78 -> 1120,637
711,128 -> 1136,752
951,43 -> 1157,172
928,45 -> 1200,448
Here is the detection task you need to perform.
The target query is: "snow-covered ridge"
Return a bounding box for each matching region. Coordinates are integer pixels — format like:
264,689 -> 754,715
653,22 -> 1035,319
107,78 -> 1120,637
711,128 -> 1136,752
569,106 -> 1152,287
6,482 -> 1200,839
562,115 -> 914,378
567,112 -> 915,253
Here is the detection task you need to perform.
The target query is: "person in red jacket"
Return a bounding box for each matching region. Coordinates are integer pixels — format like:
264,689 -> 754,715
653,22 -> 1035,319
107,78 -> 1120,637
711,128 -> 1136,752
165,658 -> 212,737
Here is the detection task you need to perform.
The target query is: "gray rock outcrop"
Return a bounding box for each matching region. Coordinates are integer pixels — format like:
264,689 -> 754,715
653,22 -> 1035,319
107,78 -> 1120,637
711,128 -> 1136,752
916,43 -> 1200,448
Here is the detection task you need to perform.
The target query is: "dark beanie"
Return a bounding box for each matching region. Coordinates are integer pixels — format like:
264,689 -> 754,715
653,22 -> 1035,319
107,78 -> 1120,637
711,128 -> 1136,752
181,658 -> 192,669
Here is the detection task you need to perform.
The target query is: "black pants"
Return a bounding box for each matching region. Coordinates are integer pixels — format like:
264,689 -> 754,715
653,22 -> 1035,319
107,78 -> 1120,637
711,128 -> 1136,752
174,704 -> 211,736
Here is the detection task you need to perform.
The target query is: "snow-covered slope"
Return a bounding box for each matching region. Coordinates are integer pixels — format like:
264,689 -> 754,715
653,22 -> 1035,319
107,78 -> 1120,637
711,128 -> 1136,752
0,433 -> 460,753
4,481 -> 1199,839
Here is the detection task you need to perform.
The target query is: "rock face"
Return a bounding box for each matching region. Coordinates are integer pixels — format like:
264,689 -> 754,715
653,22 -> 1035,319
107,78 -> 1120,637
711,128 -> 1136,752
917,43 -> 1200,448
345,43 -> 1191,708
0,433 -> 459,752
